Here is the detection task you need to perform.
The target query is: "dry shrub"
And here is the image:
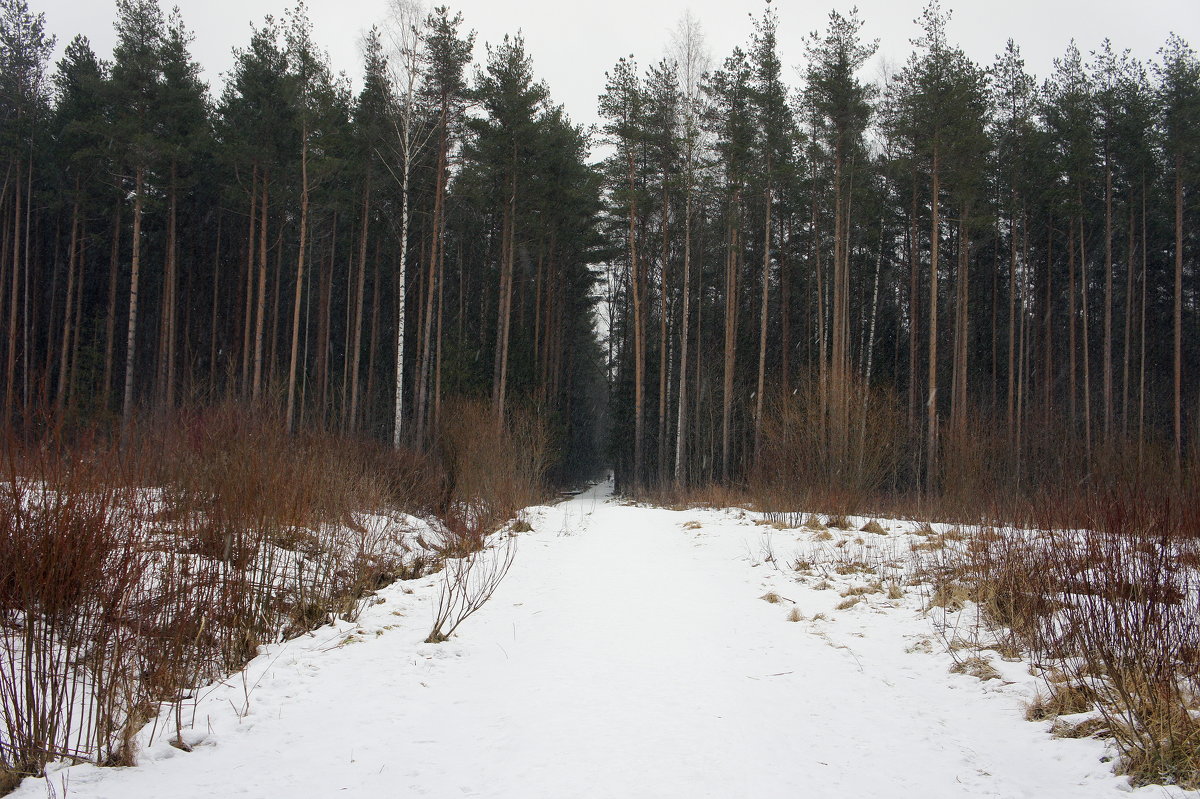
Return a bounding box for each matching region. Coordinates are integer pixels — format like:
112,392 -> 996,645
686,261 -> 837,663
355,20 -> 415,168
148,403 -> 394,537
437,398 -> 549,541
750,375 -> 909,518
0,407 -> 437,787
931,487 -> 1200,788
426,534 -> 517,644
0,437 -> 153,779
419,398 -> 548,645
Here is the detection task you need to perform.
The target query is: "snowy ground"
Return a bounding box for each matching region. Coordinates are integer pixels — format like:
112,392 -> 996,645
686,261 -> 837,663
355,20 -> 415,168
14,481 -> 1193,798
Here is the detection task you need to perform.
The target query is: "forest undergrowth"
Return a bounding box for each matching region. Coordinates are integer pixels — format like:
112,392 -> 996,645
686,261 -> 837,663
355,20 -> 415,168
0,398 -> 547,792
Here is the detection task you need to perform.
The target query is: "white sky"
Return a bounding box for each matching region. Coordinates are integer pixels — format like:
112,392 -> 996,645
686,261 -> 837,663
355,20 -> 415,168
36,0 -> 1200,135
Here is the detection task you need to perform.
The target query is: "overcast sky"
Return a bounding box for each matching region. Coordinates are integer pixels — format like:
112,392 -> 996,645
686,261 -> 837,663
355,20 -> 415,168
34,0 -> 1200,135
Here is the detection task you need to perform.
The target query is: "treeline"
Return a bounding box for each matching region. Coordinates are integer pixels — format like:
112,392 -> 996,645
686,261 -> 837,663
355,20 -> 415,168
601,2 -> 1200,500
3,0 -> 1199,504
0,0 -> 607,481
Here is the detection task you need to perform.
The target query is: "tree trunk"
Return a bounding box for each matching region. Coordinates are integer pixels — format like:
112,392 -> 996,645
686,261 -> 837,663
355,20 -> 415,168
253,172 -> 269,401
417,121 -> 448,441
394,153 -> 410,448
658,180 -> 670,485
241,166 -> 258,394
56,194 -> 80,411
121,166 -> 145,435
286,132 -> 309,431
1080,209 -> 1092,462
1122,204 -> 1134,434
721,196 -> 738,484
926,146 -> 940,491
951,215 -> 969,434
674,188 -> 692,487
630,151 -> 645,488
908,178 -> 920,429
103,203 -> 120,409
493,168 -> 516,428
1068,218 -> 1077,432
315,215 -> 334,416
161,163 -> 178,409
350,174 -> 371,431
1103,156 -> 1113,440
5,164 -> 21,425
1007,202 -> 1018,448
1174,156 -> 1183,472
755,181 -> 770,457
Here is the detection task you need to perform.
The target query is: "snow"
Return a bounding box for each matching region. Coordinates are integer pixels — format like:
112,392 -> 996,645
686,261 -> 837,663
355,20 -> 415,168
13,481 -> 1192,798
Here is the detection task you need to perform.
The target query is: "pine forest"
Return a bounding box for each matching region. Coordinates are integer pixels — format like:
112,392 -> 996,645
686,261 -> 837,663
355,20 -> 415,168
0,0 -> 1197,505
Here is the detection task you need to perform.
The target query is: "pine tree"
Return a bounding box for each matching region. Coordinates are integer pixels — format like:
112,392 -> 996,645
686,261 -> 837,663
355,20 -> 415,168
155,8 -> 208,409
668,11 -> 709,487
891,1 -> 966,485
704,47 -> 754,481
804,6 -> 876,476
1044,41 -> 1096,451
472,34 -> 548,427
1156,35 -> 1200,471
50,35 -> 106,411
414,5 -> 472,440
747,2 -> 798,456
600,55 -> 646,488
990,39 -> 1038,455
0,0 -> 54,425
110,0 -> 165,434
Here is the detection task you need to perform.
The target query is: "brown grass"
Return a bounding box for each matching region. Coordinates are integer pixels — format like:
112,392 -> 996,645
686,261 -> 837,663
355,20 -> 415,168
0,404 -> 448,786
921,486 -> 1200,788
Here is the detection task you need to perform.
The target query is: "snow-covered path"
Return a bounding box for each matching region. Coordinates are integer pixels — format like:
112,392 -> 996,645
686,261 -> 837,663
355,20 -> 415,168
19,483 -> 1171,798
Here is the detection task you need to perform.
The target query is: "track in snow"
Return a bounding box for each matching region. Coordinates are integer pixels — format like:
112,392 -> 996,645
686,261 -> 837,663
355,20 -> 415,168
17,482 -> 1159,798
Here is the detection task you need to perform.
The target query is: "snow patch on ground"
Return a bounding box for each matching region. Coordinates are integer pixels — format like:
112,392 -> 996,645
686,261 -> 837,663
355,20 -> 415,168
14,482 -> 1193,798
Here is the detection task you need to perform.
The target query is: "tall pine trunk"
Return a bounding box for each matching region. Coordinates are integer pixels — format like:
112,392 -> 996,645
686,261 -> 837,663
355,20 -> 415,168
926,146 -> 940,490
56,193 -> 80,411
721,194 -> 739,484
755,181 -> 770,457
350,174 -> 371,430
5,163 -> 21,425
674,188 -> 692,487
286,130 -> 310,431
253,172 -> 269,401
103,203 -> 120,409
630,151 -> 645,488
121,166 -> 145,435
1174,156 -> 1184,472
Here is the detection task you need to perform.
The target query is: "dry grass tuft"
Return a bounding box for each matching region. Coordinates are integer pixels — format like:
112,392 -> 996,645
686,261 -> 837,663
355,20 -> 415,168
929,582 -> 972,612
1027,683 -> 1097,721
1051,717 -> 1111,739
951,656 -> 1001,681
803,514 -> 828,530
